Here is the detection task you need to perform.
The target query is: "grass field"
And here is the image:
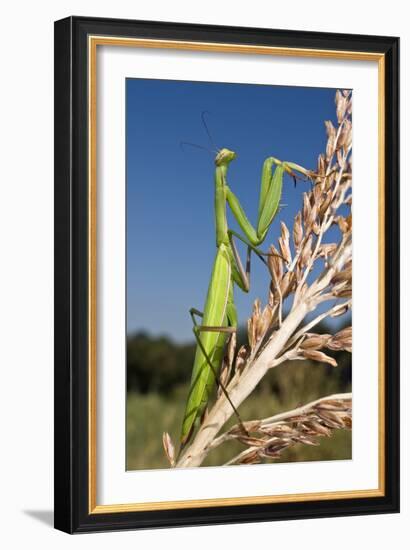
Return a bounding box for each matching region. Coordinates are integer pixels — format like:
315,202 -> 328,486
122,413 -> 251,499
127,360 -> 352,470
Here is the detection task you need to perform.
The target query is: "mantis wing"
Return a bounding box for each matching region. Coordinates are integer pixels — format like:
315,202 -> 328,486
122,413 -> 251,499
180,244 -> 231,446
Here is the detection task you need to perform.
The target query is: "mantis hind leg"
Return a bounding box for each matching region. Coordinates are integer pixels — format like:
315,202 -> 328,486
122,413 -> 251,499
189,307 -> 235,334
191,324 -> 247,437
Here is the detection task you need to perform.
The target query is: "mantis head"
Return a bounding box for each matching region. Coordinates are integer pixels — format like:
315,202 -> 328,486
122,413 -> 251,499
215,148 -> 237,166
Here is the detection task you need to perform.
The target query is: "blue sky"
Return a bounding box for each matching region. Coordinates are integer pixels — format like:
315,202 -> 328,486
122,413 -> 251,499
126,79 -> 347,342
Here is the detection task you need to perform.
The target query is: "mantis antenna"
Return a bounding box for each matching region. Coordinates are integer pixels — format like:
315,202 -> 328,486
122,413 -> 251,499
179,111 -> 220,157
201,110 -> 217,151
179,141 -> 216,156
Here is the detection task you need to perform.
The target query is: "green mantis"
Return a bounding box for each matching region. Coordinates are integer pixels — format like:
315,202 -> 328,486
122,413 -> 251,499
179,144 -> 308,449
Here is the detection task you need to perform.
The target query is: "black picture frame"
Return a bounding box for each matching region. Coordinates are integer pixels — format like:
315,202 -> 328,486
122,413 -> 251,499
54,15 -> 400,534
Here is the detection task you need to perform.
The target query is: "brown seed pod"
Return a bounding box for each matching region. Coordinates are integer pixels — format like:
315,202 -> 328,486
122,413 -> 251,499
293,212 -> 303,249
162,432 -> 175,467
301,349 -> 338,367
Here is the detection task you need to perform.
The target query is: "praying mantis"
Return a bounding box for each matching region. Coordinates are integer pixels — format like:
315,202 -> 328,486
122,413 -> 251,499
179,140 -> 309,450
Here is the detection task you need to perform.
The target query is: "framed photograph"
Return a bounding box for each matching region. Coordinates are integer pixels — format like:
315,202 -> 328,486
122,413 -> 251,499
54,16 -> 400,533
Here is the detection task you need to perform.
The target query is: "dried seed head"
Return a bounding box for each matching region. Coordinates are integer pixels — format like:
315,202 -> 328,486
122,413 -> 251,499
327,327 -> 352,353
330,303 -> 350,317
331,267 -> 352,285
247,298 -> 263,348
300,334 -> 331,350
303,192 -> 311,226
292,434 -> 320,446
333,286 -> 352,299
315,400 -> 350,411
317,153 -> 327,176
336,216 -> 349,234
237,435 -> 267,447
346,213 -> 352,232
162,432 -> 175,467
335,89 -> 348,124
338,119 -> 352,151
301,349 -> 338,367
238,450 -> 261,465
342,119 -> 352,153
295,263 -> 302,284
327,171 -> 337,191
278,221 -> 291,263
256,318 -> 265,343
261,424 -> 294,437
280,270 -> 296,299
218,357 -> 230,397
317,243 -> 337,259
316,410 -> 346,428
319,192 -> 333,221
307,203 -> 318,230
280,220 -> 290,242
325,120 -> 336,159
268,280 -> 276,307
336,326 -> 352,340
247,317 -> 255,349
313,181 -> 323,203
305,420 -> 332,437
293,212 -> 303,249
259,304 -> 273,336
235,345 -> 249,374
227,332 -> 236,369
228,420 -> 261,436
263,442 -> 289,457
278,237 -> 290,265
336,148 -> 344,168
300,234 -> 313,268
343,416 -> 352,429
325,119 -> 336,140
267,244 -> 283,281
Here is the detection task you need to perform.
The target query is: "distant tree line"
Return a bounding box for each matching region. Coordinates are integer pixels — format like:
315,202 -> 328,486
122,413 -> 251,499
127,332 -> 195,393
127,322 -> 351,396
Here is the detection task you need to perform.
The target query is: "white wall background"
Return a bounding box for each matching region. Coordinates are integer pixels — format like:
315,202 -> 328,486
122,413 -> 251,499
0,0 -> 407,547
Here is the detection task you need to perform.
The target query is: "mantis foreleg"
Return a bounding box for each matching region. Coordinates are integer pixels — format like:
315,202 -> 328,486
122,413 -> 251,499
226,158 -> 307,247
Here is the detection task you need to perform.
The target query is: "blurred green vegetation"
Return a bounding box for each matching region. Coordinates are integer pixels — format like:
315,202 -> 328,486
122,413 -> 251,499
127,323 -> 351,470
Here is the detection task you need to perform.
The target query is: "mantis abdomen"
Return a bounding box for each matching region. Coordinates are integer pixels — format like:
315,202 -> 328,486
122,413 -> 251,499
181,244 -> 233,445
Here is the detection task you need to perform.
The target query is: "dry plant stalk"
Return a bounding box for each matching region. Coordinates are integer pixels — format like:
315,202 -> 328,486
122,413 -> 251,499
165,90 -> 353,468
214,393 -> 352,465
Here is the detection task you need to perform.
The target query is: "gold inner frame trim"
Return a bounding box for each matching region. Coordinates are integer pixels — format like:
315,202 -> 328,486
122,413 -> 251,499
88,35 -> 386,514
